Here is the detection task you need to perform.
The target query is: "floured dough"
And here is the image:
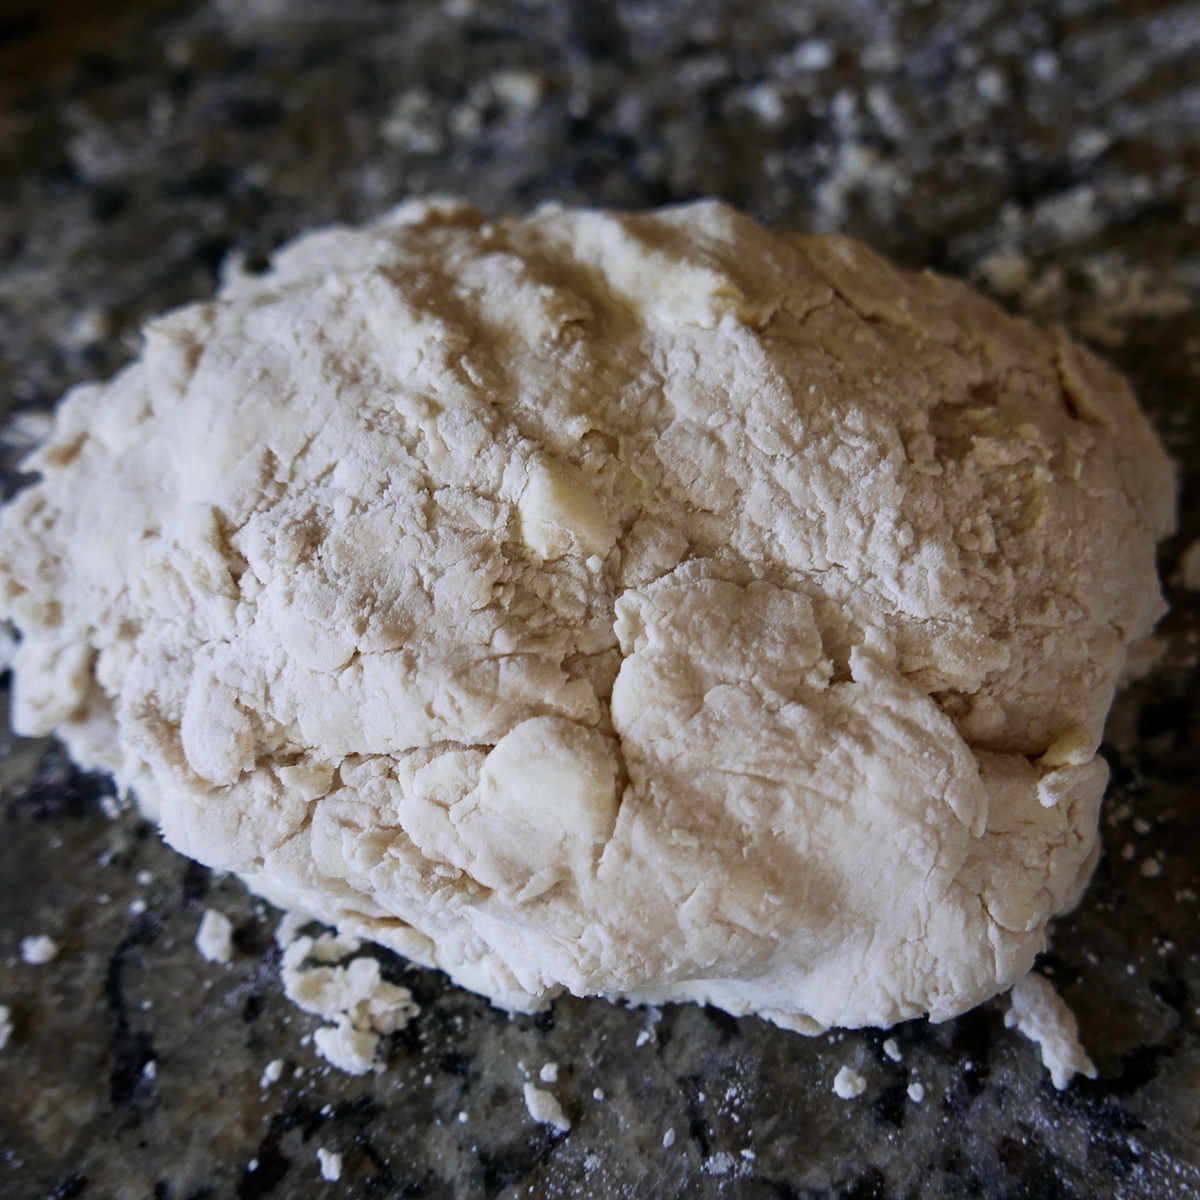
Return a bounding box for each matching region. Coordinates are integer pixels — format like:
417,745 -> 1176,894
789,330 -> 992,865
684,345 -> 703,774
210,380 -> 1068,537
1005,972 -> 1097,1089
0,198 -> 1174,1032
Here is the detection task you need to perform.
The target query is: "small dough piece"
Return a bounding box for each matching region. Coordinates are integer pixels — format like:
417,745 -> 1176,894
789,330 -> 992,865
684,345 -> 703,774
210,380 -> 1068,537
0,198 -> 1174,1033
1005,972 -> 1098,1089
523,1082 -> 571,1132
19,935 -> 60,965
832,1066 -> 868,1100
195,910 -> 233,965
278,919 -> 419,1074
317,1148 -> 343,1182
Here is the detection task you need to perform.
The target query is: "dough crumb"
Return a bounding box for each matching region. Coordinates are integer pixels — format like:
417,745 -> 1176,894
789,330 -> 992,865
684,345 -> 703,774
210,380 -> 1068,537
539,1061 -> 559,1083
882,1037 -> 902,1062
260,1059 -> 284,1088
832,1065 -> 868,1099
523,1082 -> 571,1132
0,1005 -> 12,1050
662,1127 -> 676,1148
316,1148 -> 343,1182
195,910 -> 234,965
277,918 -> 418,1076
19,935 -> 59,965
907,1081 -> 926,1103
1005,972 -> 1098,1090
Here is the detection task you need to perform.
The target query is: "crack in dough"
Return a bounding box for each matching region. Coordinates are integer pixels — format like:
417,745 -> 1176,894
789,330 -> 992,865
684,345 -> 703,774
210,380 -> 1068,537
0,198 -> 1174,1030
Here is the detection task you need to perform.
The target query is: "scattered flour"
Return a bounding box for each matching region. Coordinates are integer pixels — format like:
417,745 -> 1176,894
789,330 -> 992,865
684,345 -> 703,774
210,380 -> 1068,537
907,1081 -> 926,1103
539,1061 -> 559,1083
703,1151 -> 739,1177
882,1037 -> 902,1062
1005,973 -> 1098,1090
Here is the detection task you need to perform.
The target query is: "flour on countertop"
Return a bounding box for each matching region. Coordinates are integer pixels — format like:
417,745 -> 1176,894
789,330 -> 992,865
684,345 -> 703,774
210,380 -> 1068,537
1178,540 -> 1200,592
0,197 -> 1174,1034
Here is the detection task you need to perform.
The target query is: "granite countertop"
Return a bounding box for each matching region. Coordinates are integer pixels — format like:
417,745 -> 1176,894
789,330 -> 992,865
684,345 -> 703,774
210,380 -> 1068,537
1,1 -> 1199,1197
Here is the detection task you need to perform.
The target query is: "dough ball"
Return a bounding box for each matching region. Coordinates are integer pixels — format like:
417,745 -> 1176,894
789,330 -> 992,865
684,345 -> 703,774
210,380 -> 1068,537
0,198 -> 1174,1030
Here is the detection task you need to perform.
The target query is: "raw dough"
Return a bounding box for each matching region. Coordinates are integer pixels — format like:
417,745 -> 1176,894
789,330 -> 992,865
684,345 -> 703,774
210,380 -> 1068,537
194,908 -> 234,964
523,1082 -> 572,1132
19,935 -> 60,966
277,914 -> 419,1074
0,198 -> 1174,1031
1005,972 -> 1097,1089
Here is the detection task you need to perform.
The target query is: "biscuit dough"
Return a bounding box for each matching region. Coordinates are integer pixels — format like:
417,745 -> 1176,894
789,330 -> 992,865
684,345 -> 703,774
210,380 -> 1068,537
0,199 -> 1174,1031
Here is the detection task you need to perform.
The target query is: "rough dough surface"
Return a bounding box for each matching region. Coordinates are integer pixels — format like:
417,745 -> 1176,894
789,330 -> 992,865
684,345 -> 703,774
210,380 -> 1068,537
0,198 -> 1174,1031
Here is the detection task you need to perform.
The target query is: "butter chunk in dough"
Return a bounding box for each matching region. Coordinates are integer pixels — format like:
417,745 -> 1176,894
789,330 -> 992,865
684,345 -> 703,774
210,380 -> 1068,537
0,198 -> 1174,1032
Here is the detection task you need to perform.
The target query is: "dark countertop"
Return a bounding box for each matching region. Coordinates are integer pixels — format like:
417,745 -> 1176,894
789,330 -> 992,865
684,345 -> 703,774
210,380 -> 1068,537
1,1 -> 1199,1197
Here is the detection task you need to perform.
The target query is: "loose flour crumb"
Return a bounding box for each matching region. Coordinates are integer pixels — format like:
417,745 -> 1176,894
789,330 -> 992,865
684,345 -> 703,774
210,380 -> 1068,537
703,1151 -> 738,1176
539,1061 -> 559,1083
833,1065 -> 867,1099
195,910 -> 233,965
907,1081 -> 926,1102
260,1059 -> 284,1088
316,1148 -> 343,1182
523,1082 -> 571,1132
276,913 -> 419,1076
1178,540 -> 1200,591
882,1037 -> 902,1062
313,1018 -> 380,1076
19,935 -> 59,965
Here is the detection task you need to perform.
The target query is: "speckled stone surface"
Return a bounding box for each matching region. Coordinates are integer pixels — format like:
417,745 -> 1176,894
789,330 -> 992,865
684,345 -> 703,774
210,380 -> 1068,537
1,1 -> 1199,1197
